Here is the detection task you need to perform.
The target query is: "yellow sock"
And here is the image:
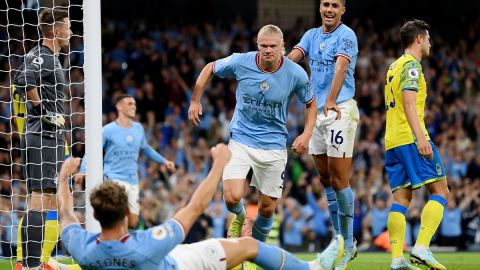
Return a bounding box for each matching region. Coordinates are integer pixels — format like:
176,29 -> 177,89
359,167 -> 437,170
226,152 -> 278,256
388,204 -> 408,259
416,195 -> 446,247
16,217 -> 23,263
41,211 -> 60,263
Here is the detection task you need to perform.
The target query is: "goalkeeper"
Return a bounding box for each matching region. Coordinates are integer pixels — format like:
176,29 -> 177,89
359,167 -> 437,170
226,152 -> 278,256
11,7 -> 71,269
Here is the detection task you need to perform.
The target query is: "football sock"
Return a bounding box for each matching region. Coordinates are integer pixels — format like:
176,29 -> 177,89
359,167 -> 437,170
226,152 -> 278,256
41,210 -> 60,263
336,186 -> 354,248
325,186 -> 340,234
21,211 -> 44,267
415,195 -> 446,247
16,216 -> 23,263
253,214 -> 273,242
226,198 -> 246,218
253,241 -> 309,270
388,204 -> 408,259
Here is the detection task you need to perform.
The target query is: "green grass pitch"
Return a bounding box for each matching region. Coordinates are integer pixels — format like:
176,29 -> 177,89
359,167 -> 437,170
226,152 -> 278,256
1,252 -> 479,269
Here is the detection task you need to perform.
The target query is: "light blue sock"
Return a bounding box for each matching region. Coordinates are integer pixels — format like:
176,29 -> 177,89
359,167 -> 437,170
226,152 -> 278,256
226,198 -> 246,218
253,214 -> 273,242
336,186 -> 354,248
325,186 -> 340,234
253,241 -> 309,270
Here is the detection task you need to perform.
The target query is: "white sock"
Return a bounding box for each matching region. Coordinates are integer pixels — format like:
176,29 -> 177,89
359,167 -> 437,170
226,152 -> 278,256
392,257 -> 404,264
413,244 -> 428,253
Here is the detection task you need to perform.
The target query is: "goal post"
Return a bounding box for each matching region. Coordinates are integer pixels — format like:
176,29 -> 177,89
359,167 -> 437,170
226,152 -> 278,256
83,0 -> 103,233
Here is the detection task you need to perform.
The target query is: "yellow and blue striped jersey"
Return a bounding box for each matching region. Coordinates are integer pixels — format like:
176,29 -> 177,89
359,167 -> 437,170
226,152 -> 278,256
384,54 -> 430,150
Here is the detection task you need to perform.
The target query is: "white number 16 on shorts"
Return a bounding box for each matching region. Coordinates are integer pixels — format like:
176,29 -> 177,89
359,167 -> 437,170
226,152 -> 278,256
309,99 -> 359,158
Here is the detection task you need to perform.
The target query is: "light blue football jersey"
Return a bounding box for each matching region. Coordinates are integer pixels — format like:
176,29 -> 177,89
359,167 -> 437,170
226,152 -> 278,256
214,52 -> 314,150
294,23 -> 358,110
61,219 -> 184,270
80,121 -> 166,185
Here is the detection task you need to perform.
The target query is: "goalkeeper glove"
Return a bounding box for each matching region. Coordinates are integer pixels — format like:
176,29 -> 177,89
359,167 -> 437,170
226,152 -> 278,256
32,103 -> 65,127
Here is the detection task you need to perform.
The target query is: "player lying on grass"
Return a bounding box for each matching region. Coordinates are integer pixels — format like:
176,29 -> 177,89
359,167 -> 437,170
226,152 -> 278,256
54,144 -> 344,270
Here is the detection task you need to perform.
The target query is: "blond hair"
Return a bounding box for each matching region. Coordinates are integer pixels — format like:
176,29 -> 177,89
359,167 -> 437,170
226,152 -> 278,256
258,24 -> 284,40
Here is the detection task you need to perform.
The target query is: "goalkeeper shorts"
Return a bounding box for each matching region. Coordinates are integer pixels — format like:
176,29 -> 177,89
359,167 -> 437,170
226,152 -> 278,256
22,133 -> 65,193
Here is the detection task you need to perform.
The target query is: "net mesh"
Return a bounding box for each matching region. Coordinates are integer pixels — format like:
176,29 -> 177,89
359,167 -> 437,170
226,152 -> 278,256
0,0 -> 85,266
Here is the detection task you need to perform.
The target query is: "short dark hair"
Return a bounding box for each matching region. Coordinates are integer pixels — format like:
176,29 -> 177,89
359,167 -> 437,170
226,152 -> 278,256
320,0 -> 346,5
38,8 -> 69,38
90,182 -> 129,229
400,19 -> 430,48
115,94 -> 134,105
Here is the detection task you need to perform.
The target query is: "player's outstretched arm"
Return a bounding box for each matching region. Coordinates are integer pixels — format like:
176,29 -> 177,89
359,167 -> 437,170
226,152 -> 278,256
142,139 -> 177,173
188,62 -> 215,126
57,157 -> 82,229
173,143 -> 231,234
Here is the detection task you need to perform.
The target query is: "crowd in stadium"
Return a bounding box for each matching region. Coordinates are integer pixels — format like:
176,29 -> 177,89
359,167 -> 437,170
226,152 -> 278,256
1,15 -> 480,257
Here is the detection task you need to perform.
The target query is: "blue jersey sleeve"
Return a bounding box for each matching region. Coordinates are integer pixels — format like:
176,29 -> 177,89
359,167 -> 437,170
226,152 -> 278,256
294,71 -> 315,104
213,53 -> 241,78
61,223 -> 91,260
294,28 -> 315,58
139,219 -> 185,263
335,29 -> 358,62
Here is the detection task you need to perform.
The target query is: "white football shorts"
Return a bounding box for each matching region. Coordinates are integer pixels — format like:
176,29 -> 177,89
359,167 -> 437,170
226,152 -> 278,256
169,239 -> 227,270
105,178 -> 140,215
223,140 -> 287,198
309,99 -> 359,158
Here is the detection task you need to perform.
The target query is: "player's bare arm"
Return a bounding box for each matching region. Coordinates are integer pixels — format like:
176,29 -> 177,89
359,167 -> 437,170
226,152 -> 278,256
292,98 -> 317,154
173,143 -> 231,233
323,56 -> 349,119
188,62 -> 215,126
58,157 -> 82,229
402,90 -> 433,159
287,48 -> 304,63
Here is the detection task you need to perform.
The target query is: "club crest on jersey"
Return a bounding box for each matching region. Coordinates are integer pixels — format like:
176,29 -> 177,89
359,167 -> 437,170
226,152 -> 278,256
319,42 -> 326,51
260,81 -> 269,91
436,162 -> 443,176
151,226 -> 167,240
126,135 -> 133,143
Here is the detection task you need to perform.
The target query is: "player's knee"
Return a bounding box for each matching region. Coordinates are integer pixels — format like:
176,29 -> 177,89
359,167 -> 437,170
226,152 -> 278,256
318,174 -> 331,186
392,197 -> 411,208
258,204 -> 275,218
330,177 -> 349,190
237,237 -> 258,259
223,189 -> 243,206
434,188 -> 449,200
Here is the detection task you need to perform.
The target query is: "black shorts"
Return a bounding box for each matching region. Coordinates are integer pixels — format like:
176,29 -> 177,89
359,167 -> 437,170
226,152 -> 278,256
21,134 -> 65,193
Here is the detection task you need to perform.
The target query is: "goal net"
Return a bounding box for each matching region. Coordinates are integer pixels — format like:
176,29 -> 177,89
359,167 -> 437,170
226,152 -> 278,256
0,0 -> 90,267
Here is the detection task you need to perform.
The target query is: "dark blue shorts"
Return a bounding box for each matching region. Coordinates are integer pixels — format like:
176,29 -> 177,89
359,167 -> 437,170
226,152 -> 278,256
385,141 -> 446,192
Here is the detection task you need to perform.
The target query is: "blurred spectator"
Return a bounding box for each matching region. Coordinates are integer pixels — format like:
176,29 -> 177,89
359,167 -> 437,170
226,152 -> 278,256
1,15 -> 480,252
